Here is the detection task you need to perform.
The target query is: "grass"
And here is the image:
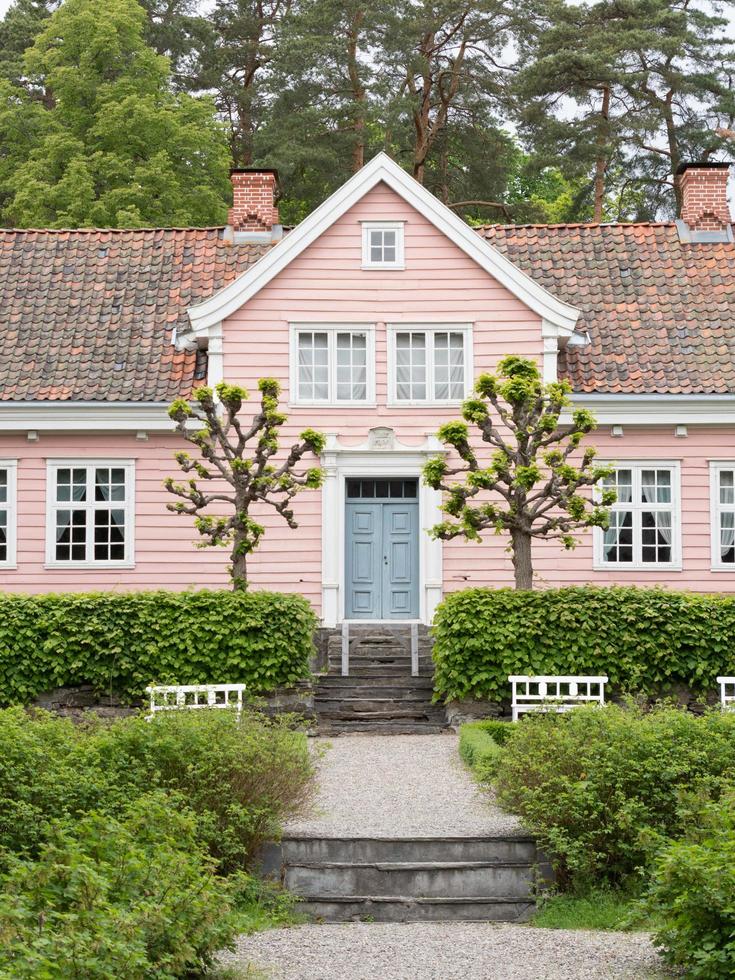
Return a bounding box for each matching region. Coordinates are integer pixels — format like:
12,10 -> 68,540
531,888 -> 659,932
233,877 -> 305,935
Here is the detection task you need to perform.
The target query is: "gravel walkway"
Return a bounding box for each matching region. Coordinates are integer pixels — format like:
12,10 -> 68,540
221,922 -> 668,979
285,734 -> 523,838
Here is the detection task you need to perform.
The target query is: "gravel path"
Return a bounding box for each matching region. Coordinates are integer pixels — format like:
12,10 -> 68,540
221,922 -> 668,979
285,734 -> 523,838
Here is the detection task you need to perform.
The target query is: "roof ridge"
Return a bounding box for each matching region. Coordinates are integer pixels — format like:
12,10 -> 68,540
477,221 -> 679,230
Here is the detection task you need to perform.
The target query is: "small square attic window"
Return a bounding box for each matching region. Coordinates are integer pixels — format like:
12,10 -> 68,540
361,221 -> 404,270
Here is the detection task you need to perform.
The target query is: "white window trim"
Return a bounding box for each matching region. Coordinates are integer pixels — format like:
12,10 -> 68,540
710,461 -> 735,571
386,323 -> 474,407
361,221 -> 405,270
289,323 -> 376,408
45,458 -> 136,569
593,460 -> 682,572
0,459 -> 17,569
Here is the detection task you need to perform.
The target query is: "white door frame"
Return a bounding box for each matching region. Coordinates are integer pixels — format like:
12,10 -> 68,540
321,428 -> 444,627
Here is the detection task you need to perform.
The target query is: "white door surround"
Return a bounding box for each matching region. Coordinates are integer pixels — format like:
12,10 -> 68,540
321,428 -> 444,627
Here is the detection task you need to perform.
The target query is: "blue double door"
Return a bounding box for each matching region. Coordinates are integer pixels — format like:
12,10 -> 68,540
345,478 -> 420,620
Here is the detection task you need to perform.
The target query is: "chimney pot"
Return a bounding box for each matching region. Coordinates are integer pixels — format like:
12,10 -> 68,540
228,168 -> 281,242
676,162 -> 731,232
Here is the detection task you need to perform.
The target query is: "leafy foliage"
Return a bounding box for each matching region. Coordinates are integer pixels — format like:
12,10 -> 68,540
432,585 -> 735,703
0,792 -> 238,980
494,703 -> 735,890
0,706 -> 316,873
167,379 -> 325,590
424,356 -> 613,588
647,792 -> 735,979
0,588 -> 317,705
458,719 -> 510,780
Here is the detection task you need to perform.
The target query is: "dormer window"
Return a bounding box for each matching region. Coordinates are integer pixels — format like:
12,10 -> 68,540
361,222 -> 405,270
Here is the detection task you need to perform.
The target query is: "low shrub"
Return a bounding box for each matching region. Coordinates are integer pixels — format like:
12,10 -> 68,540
0,706 -> 316,873
0,588 -> 317,705
647,793 -> 735,979
459,719 -> 511,780
0,793 -> 238,980
494,703 -> 735,890
432,586 -> 735,703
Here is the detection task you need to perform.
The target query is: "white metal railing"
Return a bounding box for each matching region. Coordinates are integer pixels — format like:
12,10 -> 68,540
145,684 -> 247,721
509,675 -> 608,722
717,676 -> 735,712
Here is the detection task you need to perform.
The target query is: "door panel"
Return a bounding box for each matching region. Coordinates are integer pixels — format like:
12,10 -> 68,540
382,503 -> 419,619
345,504 -> 381,619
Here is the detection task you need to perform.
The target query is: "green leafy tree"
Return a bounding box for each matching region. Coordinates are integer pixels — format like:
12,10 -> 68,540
423,356 -> 614,589
0,0 -> 58,96
166,380 -> 325,591
0,0 -> 230,227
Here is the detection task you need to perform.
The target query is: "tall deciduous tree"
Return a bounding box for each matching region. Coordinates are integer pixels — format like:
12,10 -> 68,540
423,356 -> 614,589
0,0 -> 230,228
166,380 -> 325,591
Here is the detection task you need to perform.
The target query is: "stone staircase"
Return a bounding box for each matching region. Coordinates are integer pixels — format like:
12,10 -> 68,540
314,624 -> 448,735
261,834 -> 542,922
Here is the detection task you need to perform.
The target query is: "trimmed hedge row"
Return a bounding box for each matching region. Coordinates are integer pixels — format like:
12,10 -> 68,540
432,586 -> 735,703
458,720 -> 510,781
0,589 -> 317,705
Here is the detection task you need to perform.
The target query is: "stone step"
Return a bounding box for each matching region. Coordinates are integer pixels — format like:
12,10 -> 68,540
316,720 -> 448,735
285,860 -> 536,900
298,895 -> 533,923
315,704 -> 446,721
315,686 -> 435,700
277,835 -> 538,866
328,652 -> 433,664
328,667 -> 434,678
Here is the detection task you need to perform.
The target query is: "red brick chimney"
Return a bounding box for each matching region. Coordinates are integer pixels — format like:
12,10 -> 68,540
227,168 -> 281,241
677,162 -> 731,231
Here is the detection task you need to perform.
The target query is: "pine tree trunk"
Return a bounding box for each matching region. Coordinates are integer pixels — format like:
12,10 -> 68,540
593,85 -> 610,222
510,528 -> 534,590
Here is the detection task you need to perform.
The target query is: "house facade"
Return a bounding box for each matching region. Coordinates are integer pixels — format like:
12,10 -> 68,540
2,154 -> 735,624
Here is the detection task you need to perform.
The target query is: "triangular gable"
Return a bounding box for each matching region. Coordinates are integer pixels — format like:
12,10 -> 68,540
187,152 -> 580,337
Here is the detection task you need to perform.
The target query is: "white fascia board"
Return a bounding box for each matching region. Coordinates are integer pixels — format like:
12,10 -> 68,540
0,402 -> 175,432
187,152 -> 580,337
566,393 -> 735,425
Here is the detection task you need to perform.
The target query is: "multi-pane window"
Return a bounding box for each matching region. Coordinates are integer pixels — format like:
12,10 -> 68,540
597,463 -> 679,568
47,462 -> 133,565
361,222 -> 404,269
711,463 -> 735,568
391,326 -> 470,403
293,326 -> 373,404
0,461 -> 17,566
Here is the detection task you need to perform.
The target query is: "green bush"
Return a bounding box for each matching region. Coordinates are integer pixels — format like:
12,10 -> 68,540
494,703 -> 735,890
0,706 -> 316,873
647,793 -> 735,979
0,589 -> 317,704
459,719 -> 511,780
0,793 -> 238,980
432,586 -> 735,703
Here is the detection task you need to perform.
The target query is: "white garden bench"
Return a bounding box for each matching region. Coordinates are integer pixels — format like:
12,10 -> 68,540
145,684 -> 247,721
509,675 -> 608,722
717,676 -> 735,712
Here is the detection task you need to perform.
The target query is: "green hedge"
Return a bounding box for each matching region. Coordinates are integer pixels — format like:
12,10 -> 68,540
458,719 -> 511,780
432,586 -> 735,703
0,590 -> 316,705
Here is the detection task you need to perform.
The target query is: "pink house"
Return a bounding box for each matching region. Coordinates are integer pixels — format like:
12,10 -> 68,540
2,153 -> 735,625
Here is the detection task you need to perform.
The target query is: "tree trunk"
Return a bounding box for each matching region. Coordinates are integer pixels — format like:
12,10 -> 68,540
593,85 -> 610,222
510,528 -> 534,589
230,547 -> 248,591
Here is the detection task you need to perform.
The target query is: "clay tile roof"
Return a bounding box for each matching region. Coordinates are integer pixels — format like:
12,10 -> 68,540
480,222 -> 735,394
0,227 -> 267,402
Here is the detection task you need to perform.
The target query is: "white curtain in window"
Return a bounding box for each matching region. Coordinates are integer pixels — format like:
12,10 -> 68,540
658,510 -> 672,546
721,511 -> 735,559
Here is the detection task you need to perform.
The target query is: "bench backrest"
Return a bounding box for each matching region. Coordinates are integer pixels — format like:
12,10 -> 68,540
717,676 -> 735,712
145,684 -> 247,721
508,675 -> 608,723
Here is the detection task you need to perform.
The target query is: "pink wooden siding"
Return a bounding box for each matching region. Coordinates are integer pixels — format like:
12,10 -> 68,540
2,182 -> 735,603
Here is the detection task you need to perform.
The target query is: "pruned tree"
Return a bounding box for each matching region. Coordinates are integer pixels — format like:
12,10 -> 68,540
165,379 -> 325,591
423,356 -> 615,589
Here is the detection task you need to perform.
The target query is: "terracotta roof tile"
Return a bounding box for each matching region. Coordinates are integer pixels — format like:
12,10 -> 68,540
0,227 -> 266,402
480,222 -> 735,393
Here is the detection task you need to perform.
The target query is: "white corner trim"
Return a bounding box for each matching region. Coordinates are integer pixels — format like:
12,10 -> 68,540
187,152 -> 580,336
542,336 -> 558,383
0,459 -> 17,568
0,402 -> 175,433
320,430 -> 444,627
206,322 -> 224,388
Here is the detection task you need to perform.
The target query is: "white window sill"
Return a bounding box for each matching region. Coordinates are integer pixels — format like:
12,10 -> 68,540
710,565 -> 735,572
361,264 -> 405,271
592,563 -> 682,573
0,563 -> 17,570
44,561 -> 136,571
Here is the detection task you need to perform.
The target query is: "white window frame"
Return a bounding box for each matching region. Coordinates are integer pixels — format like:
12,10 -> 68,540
386,323 -> 473,407
710,461 -> 735,571
45,459 -> 135,569
0,459 -> 17,569
289,323 -> 376,407
361,221 -> 405,270
593,460 -> 682,571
